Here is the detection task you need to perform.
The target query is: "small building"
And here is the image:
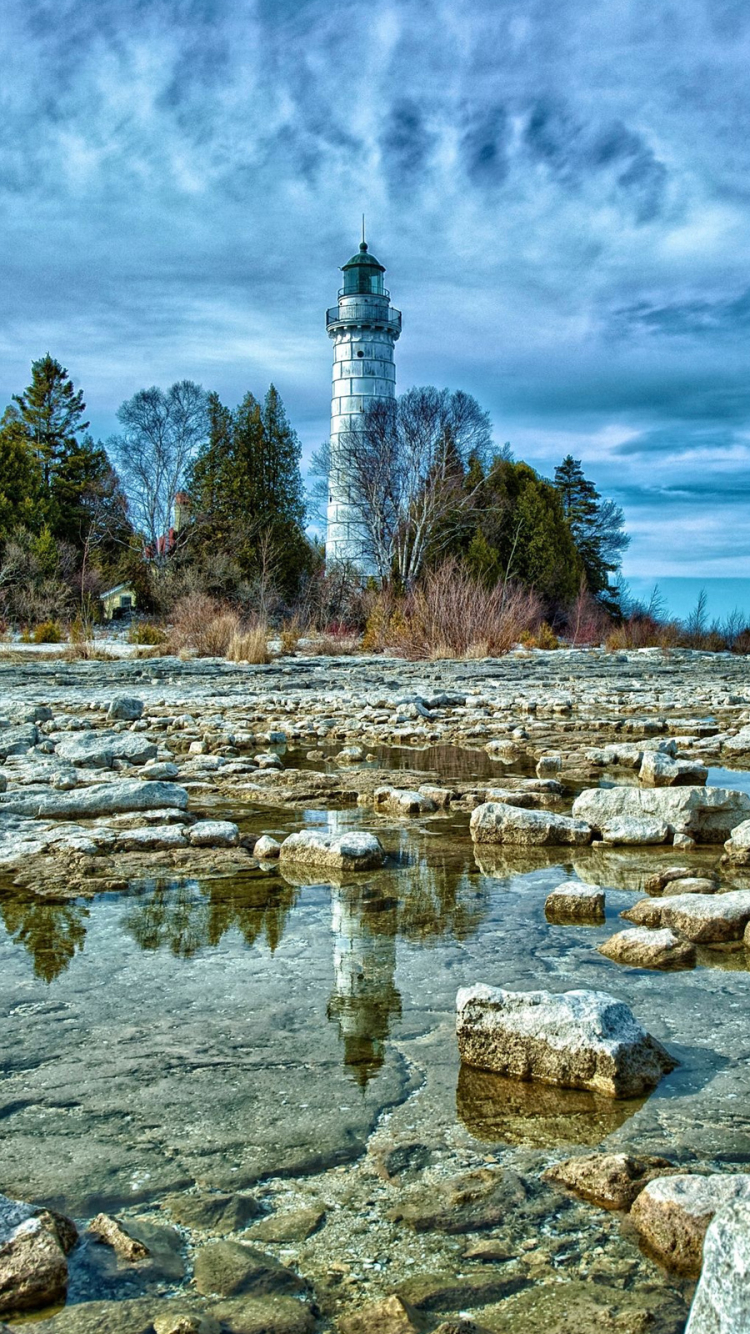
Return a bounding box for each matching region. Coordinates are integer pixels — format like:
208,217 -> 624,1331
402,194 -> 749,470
99,583 -> 137,621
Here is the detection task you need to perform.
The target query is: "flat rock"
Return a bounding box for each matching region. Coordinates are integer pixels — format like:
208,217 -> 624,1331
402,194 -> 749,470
372,787 -> 437,816
248,1208 -> 325,1242
644,866 -> 694,893
600,816 -> 670,845
572,786 -> 750,843
336,1295 -> 423,1333
686,1199 -> 750,1333
116,825 -> 188,852
661,877 -> 716,896
543,1152 -> 674,1210
278,830 -> 385,870
153,1315 -> 220,1334
640,752 -> 708,787
456,984 -> 677,1097
479,1278 -> 689,1333
0,779 -> 189,820
209,1295 -> 315,1333
54,731 -> 157,768
193,1241 -> 307,1299
661,891 -> 750,943
545,881 -> 605,922
630,1173 -> 750,1276
389,1168 -> 527,1233
469,802 -> 592,847
164,1192 -> 263,1233
189,820 -> 240,847
597,927 -> 697,970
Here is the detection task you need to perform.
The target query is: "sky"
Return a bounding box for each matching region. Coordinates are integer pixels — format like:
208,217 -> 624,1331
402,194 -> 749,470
2,0 -> 750,579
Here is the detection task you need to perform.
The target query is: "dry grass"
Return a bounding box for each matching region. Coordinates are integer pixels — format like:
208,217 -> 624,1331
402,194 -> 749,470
226,623 -> 271,664
371,561 -> 543,660
305,630 -> 361,656
169,593 -> 271,661
279,617 -> 304,654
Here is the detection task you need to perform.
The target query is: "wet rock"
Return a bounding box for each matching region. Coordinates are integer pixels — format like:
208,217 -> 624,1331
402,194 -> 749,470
661,877 -> 716,896
543,1152 -> 674,1210
252,835 -> 281,859
24,1297 -> 157,1333
395,1269 -> 527,1312
723,818 -> 750,865
210,1295 -> 315,1333
544,881 -> 605,922
640,752 -> 708,787
480,1278 -> 689,1333
335,1293 -> 423,1333
54,731 -> 157,768
141,762 -> 180,781
469,802 -> 591,847
372,787 -> 436,816
456,1062 -> 644,1146
657,891 -> 750,943
456,984 -> 677,1097
164,1192 -> 263,1233
572,785 -> 750,843
189,820 -> 240,847
278,830 -> 385,871
461,1238 -> 515,1262
600,816 -> 670,845
193,1241 -> 307,1299
153,1315 -> 220,1334
0,1196 -> 70,1315
390,1167 -> 528,1233
116,825 -> 188,852
597,927 -> 697,970
108,697 -> 145,721
372,1142 -> 432,1182
536,753 -> 562,777
644,867 -> 694,893
248,1208 -> 325,1242
630,1173 -> 750,1275
0,778 -> 189,819
88,1212 -> 150,1261
685,1199 -> 750,1333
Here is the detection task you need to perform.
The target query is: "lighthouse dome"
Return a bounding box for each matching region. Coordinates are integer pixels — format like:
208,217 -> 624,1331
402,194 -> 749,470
341,241 -> 386,295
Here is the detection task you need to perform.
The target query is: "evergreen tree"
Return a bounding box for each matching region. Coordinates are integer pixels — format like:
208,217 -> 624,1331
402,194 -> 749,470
554,455 -> 629,607
13,355 -> 89,491
0,408 -> 44,539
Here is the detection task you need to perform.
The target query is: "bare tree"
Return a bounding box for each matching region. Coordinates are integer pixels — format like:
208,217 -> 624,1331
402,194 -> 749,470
111,381 -> 208,563
331,386 -> 493,586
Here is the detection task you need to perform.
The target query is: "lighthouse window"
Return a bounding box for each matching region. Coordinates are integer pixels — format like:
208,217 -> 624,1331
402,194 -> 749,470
357,350 -> 364,357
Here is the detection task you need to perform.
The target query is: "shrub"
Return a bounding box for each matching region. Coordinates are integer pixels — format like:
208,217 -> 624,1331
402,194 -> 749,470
169,594 -> 239,657
226,623 -> 271,664
306,632 -> 360,656
128,620 -> 169,646
32,620 -> 63,644
279,617 -> 303,654
378,561 -> 542,660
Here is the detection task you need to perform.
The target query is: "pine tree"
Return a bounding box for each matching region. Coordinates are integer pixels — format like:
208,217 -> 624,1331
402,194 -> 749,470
554,455 -> 629,605
13,355 -> 89,491
0,408 -> 44,539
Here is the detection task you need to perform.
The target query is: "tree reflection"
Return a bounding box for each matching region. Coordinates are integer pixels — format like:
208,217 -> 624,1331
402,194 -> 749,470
122,875 -> 298,958
1,896 -> 89,983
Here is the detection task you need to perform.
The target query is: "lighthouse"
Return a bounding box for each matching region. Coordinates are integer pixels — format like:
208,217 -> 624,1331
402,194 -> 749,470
325,237 -> 402,567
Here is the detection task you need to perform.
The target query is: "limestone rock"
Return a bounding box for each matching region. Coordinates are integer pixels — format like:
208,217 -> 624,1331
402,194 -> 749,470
469,802 -> 592,847
278,830 -> 385,870
54,731 -> 157,768
686,1199 -> 750,1333
0,724 -> 39,759
116,825 -> 188,852
193,1241 -> 307,1299
476,1278 -> 689,1333
661,891 -> 750,943
88,1213 -> 150,1261
536,753 -> 562,777
373,787 -> 436,816
661,877 -> 716,896
209,1295 -> 315,1333
0,1208 -> 69,1316
141,762 -> 180,781
597,927 -> 696,970
252,835 -> 281,859
189,820 -> 240,847
335,1293 -> 423,1333
572,785 -> 750,843
108,697 -> 145,721
0,778 -> 189,820
544,881 -> 605,922
723,818 -> 750,865
249,1208 -> 325,1242
153,1316 -> 220,1334
600,816 -> 670,845
644,866 -> 693,893
543,1152 -> 674,1210
164,1192 -> 262,1234
390,1168 -> 527,1233
639,751 -> 708,787
455,984 -> 677,1097
630,1173 -> 750,1276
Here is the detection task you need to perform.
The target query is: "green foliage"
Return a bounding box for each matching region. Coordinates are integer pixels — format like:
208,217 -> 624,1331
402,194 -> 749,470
0,408 -> 44,540
188,385 -> 311,600
554,455 -> 629,608
13,354 -> 89,490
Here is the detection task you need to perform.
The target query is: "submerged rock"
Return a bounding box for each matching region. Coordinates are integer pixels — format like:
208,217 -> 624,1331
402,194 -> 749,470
0,1193 -> 76,1316
163,1192 -> 263,1234
389,1167 -> 528,1234
456,984 -> 677,1097
87,1213 -> 150,1261
543,1152 -> 674,1210
248,1207 -> 325,1242
597,927 -> 697,970
278,829 -> 385,870
336,1295 -> 423,1333
630,1173 -> 750,1276
686,1199 -> 750,1333
193,1240 -> 308,1299
469,802 -> 591,847
544,881 -> 605,922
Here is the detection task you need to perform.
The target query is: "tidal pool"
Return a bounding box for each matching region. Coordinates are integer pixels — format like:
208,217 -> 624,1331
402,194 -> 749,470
1,805 -> 749,1325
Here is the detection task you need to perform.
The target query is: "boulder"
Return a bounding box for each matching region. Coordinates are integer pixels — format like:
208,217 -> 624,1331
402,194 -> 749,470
252,835 -> 281,859
54,731 -> 157,768
600,816 -> 670,845
469,802 -> 591,847
0,779 -> 189,820
189,820 -> 240,848
336,1295 -> 423,1334
140,762 -> 180,782
544,881 -> 605,922
630,1173 -> 750,1276
644,866 -> 693,893
686,1199 -> 750,1333
622,891 -> 750,944
373,787 -> 437,816
279,830 -> 385,871
639,752 -> 708,787
87,1213 -> 149,1261
543,1152 -> 674,1210
193,1241 -> 307,1299
0,724 -> 39,759
661,877 -> 716,896
572,786 -> 750,844
0,1194 -> 75,1315
536,754 -> 562,777
723,819 -> 750,865
455,985 -> 676,1097
108,697 -> 144,721
597,927 -> 696,970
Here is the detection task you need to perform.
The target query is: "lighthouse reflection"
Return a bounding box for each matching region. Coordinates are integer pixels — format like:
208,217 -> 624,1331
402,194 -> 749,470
327,881 -> 402,1087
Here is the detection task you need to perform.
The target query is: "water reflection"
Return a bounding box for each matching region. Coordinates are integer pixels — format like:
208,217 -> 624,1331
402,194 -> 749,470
122,875 -> 298,957
0,896 -> 89,983
456,1063 -> 647,1147
328,883 -> 402,1087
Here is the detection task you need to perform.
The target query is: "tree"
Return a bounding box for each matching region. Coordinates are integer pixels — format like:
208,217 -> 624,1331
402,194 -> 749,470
13,355 -> 89,491
327,386 -> 493,586
112,381 -> 209,562
0,408 -> 44,540
554,456 -> 629,607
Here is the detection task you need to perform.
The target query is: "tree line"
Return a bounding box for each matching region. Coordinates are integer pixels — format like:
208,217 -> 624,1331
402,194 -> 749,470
0,354 -> 628,634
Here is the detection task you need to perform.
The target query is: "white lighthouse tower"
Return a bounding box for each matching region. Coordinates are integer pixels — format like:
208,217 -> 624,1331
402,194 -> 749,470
325,236 -> 402,567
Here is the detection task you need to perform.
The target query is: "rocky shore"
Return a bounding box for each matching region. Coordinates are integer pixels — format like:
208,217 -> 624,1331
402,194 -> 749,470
1,646 -> 750,1331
